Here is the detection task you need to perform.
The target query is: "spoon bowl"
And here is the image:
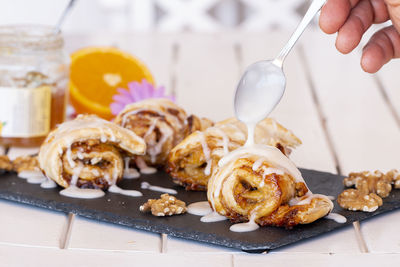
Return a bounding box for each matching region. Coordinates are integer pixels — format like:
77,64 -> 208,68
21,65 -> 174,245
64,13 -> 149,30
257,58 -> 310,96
234,60 -> 285,124
233,0 -> 326,135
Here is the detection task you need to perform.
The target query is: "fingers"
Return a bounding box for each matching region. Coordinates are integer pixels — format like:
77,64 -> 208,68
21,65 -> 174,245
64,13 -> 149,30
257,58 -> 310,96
335,0 -> 375,54
384,0 -> 400,33
371,0 -> 390,23
361,26 -> 400,73
320,0 -> 360,34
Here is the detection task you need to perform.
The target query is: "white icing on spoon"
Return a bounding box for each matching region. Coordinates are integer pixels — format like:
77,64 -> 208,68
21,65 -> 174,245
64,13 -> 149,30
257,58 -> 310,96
187,201 -> 213,216
140,182 -> 177,195
108,184 -> 143,197
325,213 -> 347,224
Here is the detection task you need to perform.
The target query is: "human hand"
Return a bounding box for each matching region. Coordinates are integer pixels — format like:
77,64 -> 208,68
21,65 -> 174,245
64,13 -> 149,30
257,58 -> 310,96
319,0 -> 400,73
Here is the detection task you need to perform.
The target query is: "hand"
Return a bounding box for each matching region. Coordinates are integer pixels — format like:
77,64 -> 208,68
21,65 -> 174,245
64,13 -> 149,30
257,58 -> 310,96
319,0 -> 400,73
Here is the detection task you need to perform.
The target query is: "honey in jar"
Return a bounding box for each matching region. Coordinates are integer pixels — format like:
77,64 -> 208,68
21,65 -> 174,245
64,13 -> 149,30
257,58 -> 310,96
0,25 -> 68,147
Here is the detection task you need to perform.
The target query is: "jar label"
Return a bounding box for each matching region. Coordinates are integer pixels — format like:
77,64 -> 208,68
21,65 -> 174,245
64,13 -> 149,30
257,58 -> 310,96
0,86 -> 51,138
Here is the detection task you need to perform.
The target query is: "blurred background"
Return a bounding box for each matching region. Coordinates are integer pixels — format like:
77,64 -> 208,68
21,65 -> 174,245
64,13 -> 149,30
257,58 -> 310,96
0,0 -> 313,33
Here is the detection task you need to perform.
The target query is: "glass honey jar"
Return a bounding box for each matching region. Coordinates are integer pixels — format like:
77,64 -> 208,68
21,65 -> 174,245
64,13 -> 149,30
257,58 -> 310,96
0,25 -> 68,147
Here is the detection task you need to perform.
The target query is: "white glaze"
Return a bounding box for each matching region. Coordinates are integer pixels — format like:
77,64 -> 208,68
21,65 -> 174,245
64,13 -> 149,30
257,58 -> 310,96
252,158 -> 264,171
66,147 -> 75,168
210,127 -> 230,155
123,168 -> 140,179
121,107 -> 177,164
40,178 -> 57,189
18,170 -> 46,182
187,201 -> 213,216
199,132 -> 212,176
327,195 -> 335,201
140,182 -> 177,195
60,186 -> 105,199
123,157 -> 140,179
218,145 -> 303,183
200,211 -> 227,222
136,157 -> 157,174
229,220 -> 259,232
326,213 -> 347,224
108,184 -> 143,197
148,123 -> 173,164
244,122 -> 256,147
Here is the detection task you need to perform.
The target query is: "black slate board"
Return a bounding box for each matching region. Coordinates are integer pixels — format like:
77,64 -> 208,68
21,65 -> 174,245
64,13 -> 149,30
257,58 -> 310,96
0,169 -> 399,253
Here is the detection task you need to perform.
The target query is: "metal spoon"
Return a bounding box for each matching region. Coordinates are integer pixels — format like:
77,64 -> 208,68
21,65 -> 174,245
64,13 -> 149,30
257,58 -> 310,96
234,0 -> 326,146
54,0 -> 77,34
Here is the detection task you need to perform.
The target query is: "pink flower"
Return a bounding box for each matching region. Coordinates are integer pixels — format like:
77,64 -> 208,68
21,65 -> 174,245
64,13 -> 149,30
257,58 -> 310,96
110,79 -> 175,115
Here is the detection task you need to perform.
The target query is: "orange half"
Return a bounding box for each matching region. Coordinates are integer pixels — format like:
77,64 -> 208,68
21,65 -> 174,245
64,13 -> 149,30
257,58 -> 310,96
69,47 -> 154,119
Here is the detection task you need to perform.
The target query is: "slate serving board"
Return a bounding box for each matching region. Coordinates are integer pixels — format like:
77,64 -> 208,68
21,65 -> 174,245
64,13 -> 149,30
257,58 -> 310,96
0,168 -> 399,253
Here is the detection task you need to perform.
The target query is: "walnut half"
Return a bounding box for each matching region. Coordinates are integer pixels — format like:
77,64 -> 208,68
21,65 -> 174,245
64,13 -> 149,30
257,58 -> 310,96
0,155 -> 12,171
344,171 -> 392,198
140,194 -> 187,216
13,155 -> 39,173
338,189 -> 383,212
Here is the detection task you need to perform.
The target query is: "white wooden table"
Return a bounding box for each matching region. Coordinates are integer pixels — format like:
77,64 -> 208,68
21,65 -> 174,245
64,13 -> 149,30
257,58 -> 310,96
1,30 -> 400,266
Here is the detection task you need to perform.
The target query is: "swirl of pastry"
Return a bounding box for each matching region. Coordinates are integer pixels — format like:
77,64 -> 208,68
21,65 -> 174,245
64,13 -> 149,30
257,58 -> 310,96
114,98 -> 192,166
167,117 -> 301,191
207,144 -> 333,228
38,115 -> 146,189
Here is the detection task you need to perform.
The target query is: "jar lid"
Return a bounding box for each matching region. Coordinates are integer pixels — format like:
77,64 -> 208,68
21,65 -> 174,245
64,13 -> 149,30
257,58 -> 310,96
0,25 -> 64,52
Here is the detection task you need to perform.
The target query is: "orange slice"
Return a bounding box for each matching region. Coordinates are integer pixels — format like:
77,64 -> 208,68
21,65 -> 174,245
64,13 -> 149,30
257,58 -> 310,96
69,47 -> 154,120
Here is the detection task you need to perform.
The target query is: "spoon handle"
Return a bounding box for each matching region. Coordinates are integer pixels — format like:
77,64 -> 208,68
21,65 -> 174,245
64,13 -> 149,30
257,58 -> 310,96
54,0 -> 77,34
273,0 -> 326,67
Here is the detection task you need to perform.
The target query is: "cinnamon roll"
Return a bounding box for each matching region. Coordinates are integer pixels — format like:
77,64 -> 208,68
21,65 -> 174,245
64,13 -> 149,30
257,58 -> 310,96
167,118 -> 301,191
208,144 -> 333,228
38,115 -> 146,189
114,98 -> 213,166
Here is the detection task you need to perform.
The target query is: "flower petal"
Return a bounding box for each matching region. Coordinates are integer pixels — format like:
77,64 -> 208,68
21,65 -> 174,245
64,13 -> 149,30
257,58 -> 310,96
117,88 -> 132,98
128,82 -> 141,101
112,94 -> 133,105
110,102 -> 125,115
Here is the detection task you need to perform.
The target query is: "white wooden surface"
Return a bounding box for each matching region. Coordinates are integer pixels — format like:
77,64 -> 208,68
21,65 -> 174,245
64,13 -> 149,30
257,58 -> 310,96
1,31 -> 400,266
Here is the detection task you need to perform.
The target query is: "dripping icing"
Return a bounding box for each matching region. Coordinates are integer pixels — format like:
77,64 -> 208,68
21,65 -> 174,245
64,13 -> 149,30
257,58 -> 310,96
141,182 -> 177,195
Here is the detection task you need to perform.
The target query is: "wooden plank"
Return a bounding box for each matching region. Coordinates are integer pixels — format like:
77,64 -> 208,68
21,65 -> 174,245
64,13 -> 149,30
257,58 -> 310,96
168,33 -> 244,253
0,244 -> 232,267
167,236 -> 237,253
300,28 -> 400,253
300,29 -> 400,174
174,33 -> 240,121
375,60 -> 400,123
361,210 -> 400,253
0,200 -> 66,248
274,226 -> 359,253
68,216 -> 160,252
238,32 -> 337,173
234,252 -> 400,267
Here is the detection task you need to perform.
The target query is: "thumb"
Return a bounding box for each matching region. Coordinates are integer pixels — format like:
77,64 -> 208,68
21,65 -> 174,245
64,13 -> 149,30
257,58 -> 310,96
384,0 -> 400,33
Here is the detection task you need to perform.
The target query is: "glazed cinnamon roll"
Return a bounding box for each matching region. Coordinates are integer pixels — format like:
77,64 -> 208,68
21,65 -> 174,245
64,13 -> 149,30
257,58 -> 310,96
208,144 -> 333,228
167,118 -> 301,191
38,115 -> 146,189
114,98 -> 212,166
